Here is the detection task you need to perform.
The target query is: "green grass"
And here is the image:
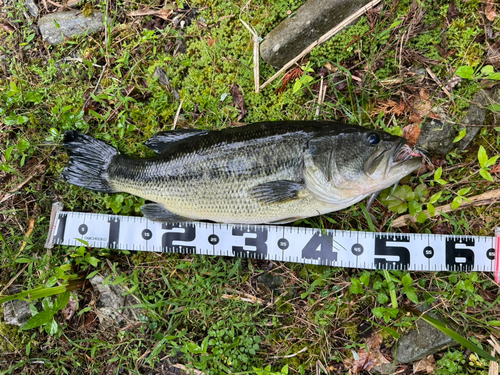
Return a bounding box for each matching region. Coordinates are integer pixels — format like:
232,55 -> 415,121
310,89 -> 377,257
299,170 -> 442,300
1,0 -> 500,373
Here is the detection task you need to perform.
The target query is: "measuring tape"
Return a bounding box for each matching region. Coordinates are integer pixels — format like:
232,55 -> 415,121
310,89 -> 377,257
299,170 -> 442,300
45,203 -> 500,278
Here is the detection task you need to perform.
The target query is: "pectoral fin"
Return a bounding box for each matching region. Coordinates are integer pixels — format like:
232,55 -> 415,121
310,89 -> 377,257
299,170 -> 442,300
141,203 -> 191,222
249,180 -> 305,204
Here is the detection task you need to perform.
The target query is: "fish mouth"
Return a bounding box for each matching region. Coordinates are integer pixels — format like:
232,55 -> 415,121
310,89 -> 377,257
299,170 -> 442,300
388,138 -> 422,176
391,139 -> 419,163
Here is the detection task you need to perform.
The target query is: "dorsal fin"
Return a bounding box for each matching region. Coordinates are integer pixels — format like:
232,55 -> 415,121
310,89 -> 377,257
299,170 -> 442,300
144,129 -> 209,154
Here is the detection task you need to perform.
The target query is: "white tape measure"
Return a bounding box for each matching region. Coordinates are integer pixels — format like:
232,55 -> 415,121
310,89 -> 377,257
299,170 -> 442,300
45,203 -> 500,277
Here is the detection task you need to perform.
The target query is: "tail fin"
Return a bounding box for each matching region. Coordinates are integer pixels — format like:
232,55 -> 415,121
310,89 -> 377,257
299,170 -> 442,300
62,131 -> 118,193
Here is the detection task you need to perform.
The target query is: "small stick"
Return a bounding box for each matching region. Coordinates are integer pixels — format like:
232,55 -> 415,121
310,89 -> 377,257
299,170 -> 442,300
172,364 -> 205,375
391,188 -> 500,228
240,4 -> 260,93
425,67 -> 451,98
172,99 -> 184,129
260,0 -> 382,90
269,346 -> 308,359
315,77 -> 324,117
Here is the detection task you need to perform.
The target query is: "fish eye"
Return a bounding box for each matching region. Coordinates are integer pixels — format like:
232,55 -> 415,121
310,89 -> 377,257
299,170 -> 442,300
366,132 -> 380,145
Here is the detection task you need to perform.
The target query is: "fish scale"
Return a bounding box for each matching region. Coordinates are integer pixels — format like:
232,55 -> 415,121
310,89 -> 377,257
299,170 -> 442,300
62,121 -> 422,224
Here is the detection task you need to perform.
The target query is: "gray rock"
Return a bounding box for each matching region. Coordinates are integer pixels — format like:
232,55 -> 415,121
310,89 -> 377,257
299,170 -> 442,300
26,0 -> 39,18
89,275 -> 141,331
256,272 -> 284,293
416,118 -> 457,156
393,311 -> 458,363
260,0 -> 373,68
457,89 -> 499,151
38,10 -> 104,45
2,287 -> 32,327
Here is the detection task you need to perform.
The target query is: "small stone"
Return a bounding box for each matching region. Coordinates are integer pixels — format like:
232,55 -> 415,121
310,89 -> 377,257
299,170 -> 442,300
2,287 -> 32,327
457,89 -> 499,151
416,118 -> 457,156
26,0 -> 39,18
256,272 -> 284,293
38,10 -> 104,45
393,310 -> 459,363
260,0 -> 374,68
89,275 -> 141,331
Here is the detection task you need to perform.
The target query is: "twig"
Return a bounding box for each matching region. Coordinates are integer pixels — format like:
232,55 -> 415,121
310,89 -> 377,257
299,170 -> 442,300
269,346 -> 308,359
172,364 -> 205,375
104,0 -> 110,67
260,0 -> 382,90
391,188 -> 500,228
487,337 -> 500,375
0,263 -> 29,296
172,99 -> 184,129
0,333 -> 21,355
425,67 -> 451,98
239,3 -> 260,93
221,288 -> 264,304
0,147 -> 56,204
18,217 -> 35,256
315,77 -> 324,117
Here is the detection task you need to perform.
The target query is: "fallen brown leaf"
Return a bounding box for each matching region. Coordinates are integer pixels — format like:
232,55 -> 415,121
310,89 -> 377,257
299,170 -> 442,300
344,333 -> 390,375
276,66 -> 303,94
486,0 -> 496,22
491,162 -> 500,174
372,99 -> 406,117
1,22 -> 15,33
446,2 -> 459,25
127,7 -> 172,18
230,84 -> 247,121
412,89 -> 433,118
487,39 -> 500,68
61,297 -> 78,321
402,124 -> 421,147
413,355 -> 435,374
157,9 -> 173,21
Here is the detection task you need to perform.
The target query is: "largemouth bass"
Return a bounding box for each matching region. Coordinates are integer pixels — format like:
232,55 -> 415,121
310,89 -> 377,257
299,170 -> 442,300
62,121 -> 421,224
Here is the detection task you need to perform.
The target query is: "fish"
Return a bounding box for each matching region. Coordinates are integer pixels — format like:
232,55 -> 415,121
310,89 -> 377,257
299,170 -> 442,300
62,121 -> 422,224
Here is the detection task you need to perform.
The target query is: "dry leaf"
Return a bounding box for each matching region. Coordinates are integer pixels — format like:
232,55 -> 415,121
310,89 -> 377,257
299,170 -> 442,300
230,84 -> 247,121
276,66 -> 303,94
402,124 -> 421,147
487,39 -> 500,68
491,162 -> 500,174
486,0 -> 496,22
372,99 -> 406,117
413,355 -> 435,374
61,297 -> 78,321
344,333 -> 390,375
446,2 -> 459,25
127,7 -> 171,18
157,9 -> 173,21
413,89 -> 432,117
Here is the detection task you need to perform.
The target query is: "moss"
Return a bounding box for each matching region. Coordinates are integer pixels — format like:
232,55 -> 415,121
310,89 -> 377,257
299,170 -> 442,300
310,18 -> 372,67
0,307 -> 31,352
130,251 -> 159,265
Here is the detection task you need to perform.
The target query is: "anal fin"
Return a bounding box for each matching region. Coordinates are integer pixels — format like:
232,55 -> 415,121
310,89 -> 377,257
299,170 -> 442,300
141,203 -> 191,222
249,180 -> 305,204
